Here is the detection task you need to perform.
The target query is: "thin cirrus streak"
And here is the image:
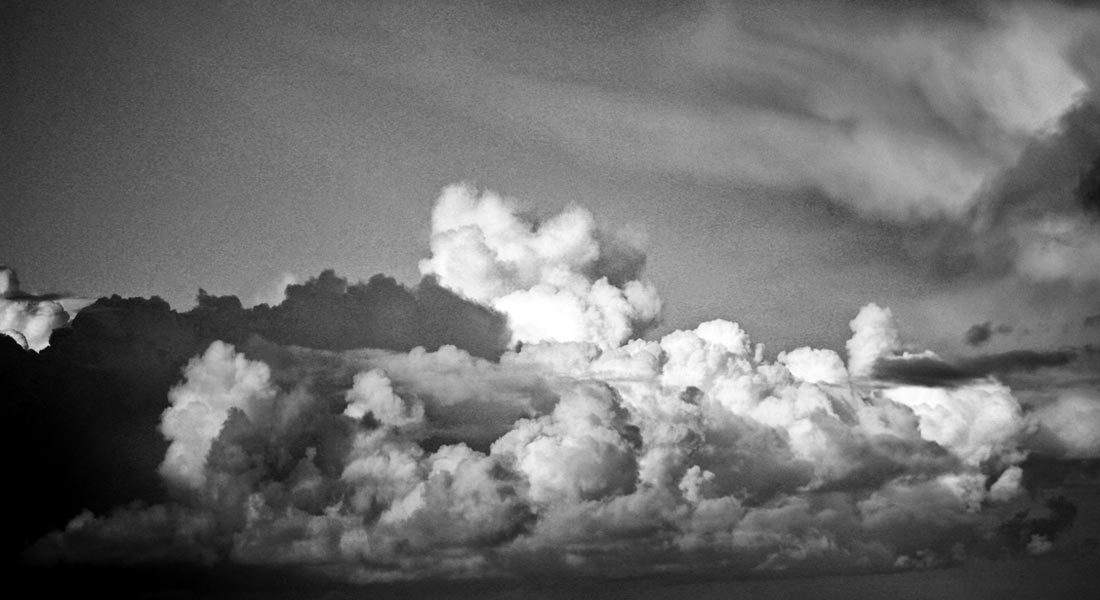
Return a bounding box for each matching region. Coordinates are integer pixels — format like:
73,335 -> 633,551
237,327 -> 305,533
17,186 -> 1099,583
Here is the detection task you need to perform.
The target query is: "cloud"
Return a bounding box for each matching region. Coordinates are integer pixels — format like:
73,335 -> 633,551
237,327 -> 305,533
419,184 -> 661,350
846,303 -> 900,378
372,1 -> 1096,226
29,298 -> 1044,580
873,349 -> 1077,387
961,100 -> 1100,285
354,0 -> 1100,292
965,322 -> 992,346
2,266 -> 509,558
159,341 -> 278,490
0,267 -> 71,351
9,187 -> 1091,584
880,381 -> 1025,466
998,495 -> 1079,554
1028,389 -> 1100,458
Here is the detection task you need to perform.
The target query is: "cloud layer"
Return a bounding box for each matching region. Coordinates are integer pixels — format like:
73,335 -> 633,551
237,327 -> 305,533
12,186 -> 1096,584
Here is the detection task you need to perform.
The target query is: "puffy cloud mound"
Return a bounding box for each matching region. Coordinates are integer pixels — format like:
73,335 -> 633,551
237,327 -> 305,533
10,187 -> 1093,584
0,267 -> 70,351
846,303 -> 900,378
1029,390 -> 1100,458
881,382 -> 1025,466
2,268 -> 509,558
419,184 -> 661,349
159,341 -> 277,490
26,301 -> 1047,581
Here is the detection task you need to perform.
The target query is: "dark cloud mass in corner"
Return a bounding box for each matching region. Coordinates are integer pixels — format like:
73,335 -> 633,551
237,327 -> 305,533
2,271 -> 507,559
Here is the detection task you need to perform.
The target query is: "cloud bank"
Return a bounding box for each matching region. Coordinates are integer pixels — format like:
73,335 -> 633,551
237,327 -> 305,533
11,186 -> 1096,585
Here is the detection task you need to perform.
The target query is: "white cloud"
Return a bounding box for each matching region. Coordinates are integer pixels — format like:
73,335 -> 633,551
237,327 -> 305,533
420,185 -> 661,349
882,381 -> 1026,466
1030,389 -> 1100,458
847,303 -> 900,378
31,187 -> 1069,582
0,267 -> 70,351
158,341 -> 277,489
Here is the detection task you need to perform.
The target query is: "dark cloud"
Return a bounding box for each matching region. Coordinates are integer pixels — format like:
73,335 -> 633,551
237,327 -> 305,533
919,101 -> 1100,285
191,271 -> 508,359
1017,454 -> 1100,494
1085,313 -> 1100,328
998,496 -> 1079,554
963,321 -> 1013,346
964,322 -> 993,346
2,270 -> 509,559
873,350 -> 1077,387
17,304 -> 1052,583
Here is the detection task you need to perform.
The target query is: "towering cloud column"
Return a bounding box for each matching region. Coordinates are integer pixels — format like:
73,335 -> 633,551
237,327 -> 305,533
419,185 -> 661,349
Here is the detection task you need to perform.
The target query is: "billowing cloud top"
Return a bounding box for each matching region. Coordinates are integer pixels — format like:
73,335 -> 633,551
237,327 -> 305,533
0,267 -> 70,351
11,185 -> 1098,586
420,184 -> 661,349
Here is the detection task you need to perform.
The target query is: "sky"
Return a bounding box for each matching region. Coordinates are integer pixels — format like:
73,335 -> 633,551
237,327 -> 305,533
3,0 -> 1100,597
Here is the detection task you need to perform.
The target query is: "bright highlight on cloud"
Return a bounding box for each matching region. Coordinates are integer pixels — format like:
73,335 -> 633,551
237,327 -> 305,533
420,184 -> 661,349
159,341 -> 278,490
20,185 -> 1094,584
0,267 -> 70,351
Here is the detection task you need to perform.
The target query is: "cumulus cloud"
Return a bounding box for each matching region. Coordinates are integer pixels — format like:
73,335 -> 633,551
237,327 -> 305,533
881,382 -> 1025,466
27,298 -> 1046,580
354,0 -> 1100,291
9,187 -> 1092,584
2,267 -> 510,557
159,341 -> 277,490
846,303 -> 900,378
419,184 -> 661,349
964,321 -> 1014,347
958,100 -> 1100,285
1028,389 -> 1100,458
0,267 -> 70,351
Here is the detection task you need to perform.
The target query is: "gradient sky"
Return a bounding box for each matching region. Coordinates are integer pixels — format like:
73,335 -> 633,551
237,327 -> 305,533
6,0 -> 1096,355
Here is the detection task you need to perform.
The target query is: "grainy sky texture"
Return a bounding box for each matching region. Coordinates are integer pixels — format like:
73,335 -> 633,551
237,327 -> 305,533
3,0 -> 1100,597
